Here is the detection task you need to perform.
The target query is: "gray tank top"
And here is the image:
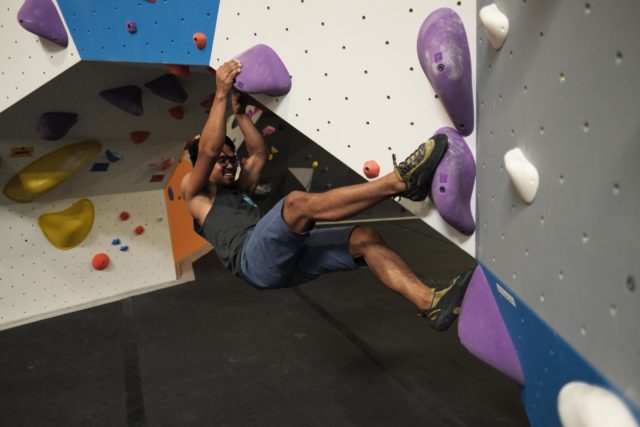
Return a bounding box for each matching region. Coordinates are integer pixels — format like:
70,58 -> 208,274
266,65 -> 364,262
201,184 -> 261,276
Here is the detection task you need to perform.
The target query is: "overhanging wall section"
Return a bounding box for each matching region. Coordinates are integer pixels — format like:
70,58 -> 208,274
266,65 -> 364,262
211,0 -> 477,255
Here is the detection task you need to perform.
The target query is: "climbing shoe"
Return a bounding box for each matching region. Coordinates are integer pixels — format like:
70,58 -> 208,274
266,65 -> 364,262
418,269 -> 474,331
393,134 -> 448,201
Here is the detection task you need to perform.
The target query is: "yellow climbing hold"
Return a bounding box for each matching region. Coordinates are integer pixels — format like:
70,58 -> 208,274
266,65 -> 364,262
38,199 -> 95,250
3,140 -> 102,203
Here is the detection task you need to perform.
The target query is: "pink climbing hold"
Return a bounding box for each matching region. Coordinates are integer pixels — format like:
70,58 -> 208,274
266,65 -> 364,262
17,0 -> 69,47
363,160 -> 380,179
233,44 -> 292,96
261,125 -> 277,137
37,112 -> 77,141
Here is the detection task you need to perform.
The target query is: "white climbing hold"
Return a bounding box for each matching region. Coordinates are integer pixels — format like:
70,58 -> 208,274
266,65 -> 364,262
558,382 -> 639,427
504,147 -> 539,204
479,3 -> 509,50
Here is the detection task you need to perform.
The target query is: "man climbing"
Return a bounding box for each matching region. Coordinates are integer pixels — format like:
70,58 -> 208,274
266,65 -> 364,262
181,59 -> 473,331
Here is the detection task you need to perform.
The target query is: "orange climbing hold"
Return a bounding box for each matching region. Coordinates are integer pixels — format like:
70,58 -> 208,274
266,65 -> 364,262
92,253 -> 110,270
193,32 -> 207,49
169,106 -> 184,119
363,160 -> 380,179
130,131 -> 150,144
165,64 -> 190,79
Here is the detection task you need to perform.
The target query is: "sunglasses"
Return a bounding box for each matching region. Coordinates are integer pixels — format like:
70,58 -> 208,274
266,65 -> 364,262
215,156 -> 238,166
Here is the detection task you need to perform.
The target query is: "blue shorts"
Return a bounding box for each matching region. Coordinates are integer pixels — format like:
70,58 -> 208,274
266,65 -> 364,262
239,198 -> 366,289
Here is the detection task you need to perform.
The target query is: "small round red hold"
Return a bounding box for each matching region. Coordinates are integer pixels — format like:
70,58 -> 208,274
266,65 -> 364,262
120,211 -> 130,221
363,160 -> 380,179
193,32 -> 207,49
92,253 -> 110,270
135,225 -> 145,235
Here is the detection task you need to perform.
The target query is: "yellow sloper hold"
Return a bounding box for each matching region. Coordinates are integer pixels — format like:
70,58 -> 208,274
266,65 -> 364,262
38,199 -> 95,250
3,140 -> 102,203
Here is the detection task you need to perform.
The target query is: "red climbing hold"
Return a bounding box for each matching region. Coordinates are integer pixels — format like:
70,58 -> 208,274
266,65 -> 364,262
165,64 -> 190,79
120,211 -> 130,221
130,131 -> 150,144
92,253 -> 110,270
134,225 -> 145,235
169,106 -> 184,120
193,32 -> 207,49
363,160 -> 380,179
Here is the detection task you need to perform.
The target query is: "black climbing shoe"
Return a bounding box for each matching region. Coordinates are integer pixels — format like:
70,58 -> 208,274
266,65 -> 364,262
418,269 -> 473,331
393,134 -> 448,202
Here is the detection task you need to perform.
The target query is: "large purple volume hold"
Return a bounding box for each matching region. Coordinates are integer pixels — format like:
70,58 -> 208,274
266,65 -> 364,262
431,127 -> 475,235
458,266 -> 525,385
17,0 -> 69,48
37,112 -> 77,140
417,8 -> 473,136
233,44 -> 292,96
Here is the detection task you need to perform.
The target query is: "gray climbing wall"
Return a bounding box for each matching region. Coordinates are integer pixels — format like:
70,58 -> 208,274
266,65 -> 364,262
476,0 -> 640,406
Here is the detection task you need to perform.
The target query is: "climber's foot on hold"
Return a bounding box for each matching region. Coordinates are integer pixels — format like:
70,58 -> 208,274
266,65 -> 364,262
393,134 -> 448,202
419,269 -> 474,331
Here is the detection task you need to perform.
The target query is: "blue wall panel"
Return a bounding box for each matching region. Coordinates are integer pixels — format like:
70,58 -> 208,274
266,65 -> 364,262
57,0 -> 220,65
480,264 -> 640,427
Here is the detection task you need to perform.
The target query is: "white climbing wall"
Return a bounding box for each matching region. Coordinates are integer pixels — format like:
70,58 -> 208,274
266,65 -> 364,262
211,0 -> 477,255
0,0 -> 80,113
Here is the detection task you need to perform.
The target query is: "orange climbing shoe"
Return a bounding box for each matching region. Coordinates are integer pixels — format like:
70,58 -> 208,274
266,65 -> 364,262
418,269 -> 473,331
393,134 -> 448,201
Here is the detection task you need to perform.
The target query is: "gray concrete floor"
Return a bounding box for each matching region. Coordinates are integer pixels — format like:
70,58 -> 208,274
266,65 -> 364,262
0,219 -> 529,426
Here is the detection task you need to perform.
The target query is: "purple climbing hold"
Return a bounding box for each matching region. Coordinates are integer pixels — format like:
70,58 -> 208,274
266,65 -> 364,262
125,20 -> 137,34
233,44 -> 292,96
417,8 -> 474,136
99,86 -> 143,116
430,127 -> 475,235
37,112 -> 77,141
145,74 -> 188,103
17,0 -> 69,47
458,266 -> 525,385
